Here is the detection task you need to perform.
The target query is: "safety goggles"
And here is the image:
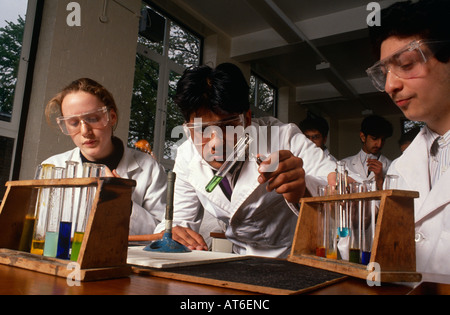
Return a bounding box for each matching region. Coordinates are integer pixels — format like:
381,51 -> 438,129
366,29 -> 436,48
366,40 -> 448,92
183,114 -> 245,145
56,106 -> 110,135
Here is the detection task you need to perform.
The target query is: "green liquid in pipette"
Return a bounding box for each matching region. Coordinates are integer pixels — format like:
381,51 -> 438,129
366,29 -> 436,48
205,175 -> 223,193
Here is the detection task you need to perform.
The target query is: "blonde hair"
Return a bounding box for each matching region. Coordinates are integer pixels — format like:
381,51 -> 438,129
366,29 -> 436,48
45,78 -> 119,128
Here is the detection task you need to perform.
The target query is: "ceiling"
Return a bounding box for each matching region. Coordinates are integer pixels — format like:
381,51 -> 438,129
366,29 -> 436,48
156,0 -> 404,120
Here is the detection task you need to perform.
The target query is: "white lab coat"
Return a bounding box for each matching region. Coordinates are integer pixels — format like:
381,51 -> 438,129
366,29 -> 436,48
155,117 -> 336,258
341,150 -> 391,181
387,128 -> 450,276
42,145 -> 167,235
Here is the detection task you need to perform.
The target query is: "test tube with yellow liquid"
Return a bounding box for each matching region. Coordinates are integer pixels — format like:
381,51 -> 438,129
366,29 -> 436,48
18,165 -> 45,252
30,164 -> 55,255
325,185 -> 338,260
70,163 -> 105,261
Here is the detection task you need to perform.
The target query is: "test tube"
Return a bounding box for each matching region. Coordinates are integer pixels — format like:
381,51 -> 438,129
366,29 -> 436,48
70,163 -> 105,261
325,185 -> 338,259
316,185 -> 327,257
335,161 -> 349,238
30,164 -> 55,255
361,180 -> 376,265
348,182 -> 363,264
56,161 -> 79,259
43,167 -> 65,257
18,164 -> 44,252
205,134 -> 253,193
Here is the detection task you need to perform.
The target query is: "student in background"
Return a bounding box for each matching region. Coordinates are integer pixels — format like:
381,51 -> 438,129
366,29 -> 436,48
341,115 -> 393,190
299,115 -> 337,162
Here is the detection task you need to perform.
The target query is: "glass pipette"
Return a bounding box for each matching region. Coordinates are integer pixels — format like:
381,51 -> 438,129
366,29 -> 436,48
205,134 -> 253,193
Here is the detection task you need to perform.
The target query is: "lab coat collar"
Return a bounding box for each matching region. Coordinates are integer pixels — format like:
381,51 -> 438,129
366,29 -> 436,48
346,153 -> 375,180
116,147 -> 140,176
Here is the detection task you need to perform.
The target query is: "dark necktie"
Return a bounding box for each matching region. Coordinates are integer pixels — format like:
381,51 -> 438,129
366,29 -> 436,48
219,176 -> 232,200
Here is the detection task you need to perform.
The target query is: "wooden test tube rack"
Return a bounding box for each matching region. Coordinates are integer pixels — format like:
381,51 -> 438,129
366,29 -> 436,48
0,177 -> 135,281
288,189 -> 422,283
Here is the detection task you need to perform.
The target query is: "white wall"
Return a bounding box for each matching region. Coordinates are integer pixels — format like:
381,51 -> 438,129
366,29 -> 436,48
20,0 -> 141,179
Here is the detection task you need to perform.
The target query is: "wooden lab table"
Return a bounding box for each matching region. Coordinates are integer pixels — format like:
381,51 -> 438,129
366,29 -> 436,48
1,262 -> 442,295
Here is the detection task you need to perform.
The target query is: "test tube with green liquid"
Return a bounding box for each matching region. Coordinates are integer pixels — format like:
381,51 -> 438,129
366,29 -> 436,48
70,163 -> 105,261
205,134 -> 253,193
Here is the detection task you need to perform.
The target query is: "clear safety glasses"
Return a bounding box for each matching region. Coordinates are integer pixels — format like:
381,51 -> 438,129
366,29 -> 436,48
56,106 -> 110,135
183,114 -> 245,145
366,40 -> 448,92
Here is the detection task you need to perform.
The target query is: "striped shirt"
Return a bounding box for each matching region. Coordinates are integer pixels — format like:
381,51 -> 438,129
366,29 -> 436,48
424,126 -> 450,188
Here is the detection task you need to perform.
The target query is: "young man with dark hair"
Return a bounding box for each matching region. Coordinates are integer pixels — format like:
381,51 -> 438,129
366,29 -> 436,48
341,115 -> 393,189
155,63 -> 336,258
299,115 -> 336,161
367,0 -> 450,276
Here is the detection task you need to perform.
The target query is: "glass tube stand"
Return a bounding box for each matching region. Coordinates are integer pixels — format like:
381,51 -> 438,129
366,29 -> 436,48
289,189 -> 422,283
0,176 -> 135,281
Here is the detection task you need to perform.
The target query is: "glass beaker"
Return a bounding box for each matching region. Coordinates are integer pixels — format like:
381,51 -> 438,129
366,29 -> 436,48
384,174 -> 398,190
43,167 -> 65,257
30,164 -> 55,255
70,163 -> 105,261
18,164 -> 45,252
56,161 -> 79,259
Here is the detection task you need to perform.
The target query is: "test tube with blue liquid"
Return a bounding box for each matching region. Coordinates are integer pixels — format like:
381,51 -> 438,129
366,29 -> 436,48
205,134 -> 253,193
56,161 -> 79,259
43,167 -> 65,257
335,161 -> 349,238
70,163 -> 105,261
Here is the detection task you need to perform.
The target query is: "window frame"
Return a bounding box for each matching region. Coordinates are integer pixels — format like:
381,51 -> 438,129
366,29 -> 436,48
250,72 -> 278,118
0,0 -> 43,182
132,2 -> 203,170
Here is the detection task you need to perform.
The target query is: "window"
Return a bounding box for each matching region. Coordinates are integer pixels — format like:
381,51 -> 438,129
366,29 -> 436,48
128,3 -> 202,169
249,73 -> 277,118
402,119 -> 425,134
0,0 -> 37,199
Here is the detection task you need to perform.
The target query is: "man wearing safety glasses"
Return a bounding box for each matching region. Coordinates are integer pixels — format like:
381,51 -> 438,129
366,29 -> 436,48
368,0 -> 450,276
154,63 -> 337,258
